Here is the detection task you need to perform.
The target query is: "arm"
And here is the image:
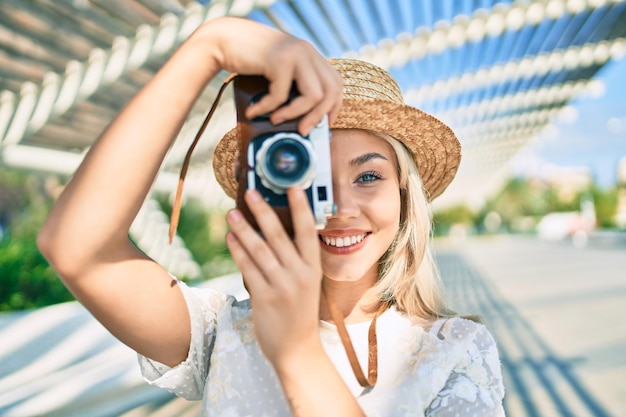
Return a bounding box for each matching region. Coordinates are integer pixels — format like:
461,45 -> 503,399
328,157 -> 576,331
226,189 -> 364,417
37,17 -> 342,368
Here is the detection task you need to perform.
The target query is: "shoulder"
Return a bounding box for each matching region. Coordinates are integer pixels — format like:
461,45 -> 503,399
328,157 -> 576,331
425,318 -> 506,414
428,317 -> 495,345
427,317 -> 501,370
431,317 -> 504,387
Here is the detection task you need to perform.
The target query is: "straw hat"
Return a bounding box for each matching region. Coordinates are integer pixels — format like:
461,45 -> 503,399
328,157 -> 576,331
212,58 -> 461,201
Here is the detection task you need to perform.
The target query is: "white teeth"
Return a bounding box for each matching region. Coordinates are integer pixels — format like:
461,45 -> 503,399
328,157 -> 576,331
322,234 -> 366,248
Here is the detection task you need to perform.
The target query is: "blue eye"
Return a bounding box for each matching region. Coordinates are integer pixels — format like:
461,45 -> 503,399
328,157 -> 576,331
357,171 -> 382,183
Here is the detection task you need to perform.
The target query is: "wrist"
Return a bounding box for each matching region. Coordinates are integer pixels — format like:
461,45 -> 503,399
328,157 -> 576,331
189,17 -> 237,75
271,339 -> 366,417
271,336 -> 326,379
174,18 -> 227,85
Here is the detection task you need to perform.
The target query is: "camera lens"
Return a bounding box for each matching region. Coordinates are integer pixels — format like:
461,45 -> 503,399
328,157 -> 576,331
266,139 -> 309,180
255,134 -> 316,194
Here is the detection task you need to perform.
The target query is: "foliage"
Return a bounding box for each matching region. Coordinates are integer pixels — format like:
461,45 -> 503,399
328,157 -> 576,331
0,237 -> 74,311
591,185 -> 618,228
0,170 -> 74,311
432,205 -> 475,236
0,167 -> 237,312
156,194 -> 234,278
478,177 -> 596,231
433,176 -> 620,235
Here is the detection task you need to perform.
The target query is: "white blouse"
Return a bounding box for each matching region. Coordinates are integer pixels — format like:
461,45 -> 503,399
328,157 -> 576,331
139,281 -> 505,416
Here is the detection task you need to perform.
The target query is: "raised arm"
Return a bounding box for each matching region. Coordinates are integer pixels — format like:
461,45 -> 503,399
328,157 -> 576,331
37,17 -> 342,368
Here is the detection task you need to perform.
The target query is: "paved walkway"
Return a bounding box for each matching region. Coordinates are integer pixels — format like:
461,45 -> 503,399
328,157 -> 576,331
0,235 -> 624,416
436,235 -> 626,417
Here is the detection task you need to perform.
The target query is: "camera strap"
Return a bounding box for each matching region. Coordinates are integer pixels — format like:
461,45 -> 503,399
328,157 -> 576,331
323,283 -> 390,389
169,72 -> 238,243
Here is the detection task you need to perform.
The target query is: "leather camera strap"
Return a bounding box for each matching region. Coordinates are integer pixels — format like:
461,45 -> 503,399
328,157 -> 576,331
322,284 -> 389,388
169,72 -> 238,243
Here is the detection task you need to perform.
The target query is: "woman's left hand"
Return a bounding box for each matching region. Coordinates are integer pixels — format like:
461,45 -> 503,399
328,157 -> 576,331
225,187 -> 323,365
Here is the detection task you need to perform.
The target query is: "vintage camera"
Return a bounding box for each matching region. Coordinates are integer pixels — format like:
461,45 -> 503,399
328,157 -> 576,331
233,75 -> 335,237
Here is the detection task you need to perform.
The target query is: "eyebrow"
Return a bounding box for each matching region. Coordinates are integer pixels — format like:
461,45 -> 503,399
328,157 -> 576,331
349,152 -> 389,166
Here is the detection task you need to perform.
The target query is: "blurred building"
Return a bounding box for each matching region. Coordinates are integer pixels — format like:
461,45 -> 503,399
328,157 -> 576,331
545,165 -> 593,201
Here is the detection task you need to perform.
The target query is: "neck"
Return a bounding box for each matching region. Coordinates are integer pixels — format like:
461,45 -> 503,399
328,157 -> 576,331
319,275 -> 380,324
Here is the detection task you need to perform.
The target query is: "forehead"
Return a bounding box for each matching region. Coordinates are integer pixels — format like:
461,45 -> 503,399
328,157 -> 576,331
330,129 -> 396,161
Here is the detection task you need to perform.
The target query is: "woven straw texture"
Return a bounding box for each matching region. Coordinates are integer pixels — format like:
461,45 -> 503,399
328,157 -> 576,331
213,59 -> 461,201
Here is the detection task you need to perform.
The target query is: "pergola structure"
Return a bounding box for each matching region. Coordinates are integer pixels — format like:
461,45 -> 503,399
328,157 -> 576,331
1,0 -> 625,274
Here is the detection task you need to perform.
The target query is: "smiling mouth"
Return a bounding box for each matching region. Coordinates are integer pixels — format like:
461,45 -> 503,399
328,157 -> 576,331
319,233 -> 369,248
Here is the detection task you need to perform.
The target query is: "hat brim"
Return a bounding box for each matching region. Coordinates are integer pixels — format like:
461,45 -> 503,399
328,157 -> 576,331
212,98 -> 461,201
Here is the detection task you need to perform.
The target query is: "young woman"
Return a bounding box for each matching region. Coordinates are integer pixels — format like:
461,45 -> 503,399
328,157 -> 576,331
38,17 -> 505,417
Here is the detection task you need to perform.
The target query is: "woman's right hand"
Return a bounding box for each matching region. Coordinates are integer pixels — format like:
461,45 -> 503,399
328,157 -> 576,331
196,17 -> 343,134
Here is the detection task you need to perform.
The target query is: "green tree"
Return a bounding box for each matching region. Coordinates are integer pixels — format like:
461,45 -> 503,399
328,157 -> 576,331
156,195 -> 234,278
489,178 -> 550,218
591,185 -> 618,228
432,205 -> 476,236
477,176 -> 592,232
0,170 -> 74,311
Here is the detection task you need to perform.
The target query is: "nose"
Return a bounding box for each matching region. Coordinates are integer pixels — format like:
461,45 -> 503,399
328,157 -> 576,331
329,183 -> 360,220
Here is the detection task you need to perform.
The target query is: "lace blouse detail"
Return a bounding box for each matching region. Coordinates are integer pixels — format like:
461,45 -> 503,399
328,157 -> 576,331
138,280 -> 505,416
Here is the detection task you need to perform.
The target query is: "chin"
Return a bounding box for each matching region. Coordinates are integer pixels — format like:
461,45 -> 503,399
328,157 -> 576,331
321,262 -> 377,283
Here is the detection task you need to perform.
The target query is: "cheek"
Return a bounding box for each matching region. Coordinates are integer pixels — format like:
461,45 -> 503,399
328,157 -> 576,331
370,188 -> 402,233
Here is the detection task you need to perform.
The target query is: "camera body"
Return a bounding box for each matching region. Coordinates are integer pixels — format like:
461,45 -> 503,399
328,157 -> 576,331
233,75 -> 335,237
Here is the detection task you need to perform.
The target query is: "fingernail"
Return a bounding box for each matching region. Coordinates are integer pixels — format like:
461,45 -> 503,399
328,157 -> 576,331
246,189 -> 261,202
246,107 -> 260,120
227,210 -> 242,222
299,124 -> 311,136
288,187 -> 304,199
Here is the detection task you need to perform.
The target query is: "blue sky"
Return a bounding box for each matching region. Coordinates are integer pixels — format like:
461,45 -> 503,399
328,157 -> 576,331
512,56 -> 626,188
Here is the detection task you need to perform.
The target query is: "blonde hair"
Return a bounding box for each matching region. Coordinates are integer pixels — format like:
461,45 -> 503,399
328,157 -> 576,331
368,130 -> 457,320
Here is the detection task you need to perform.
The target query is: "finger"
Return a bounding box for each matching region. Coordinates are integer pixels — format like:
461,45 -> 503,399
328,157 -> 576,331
296,63 -> 343,134
243,190 -> 300,266
270,57 -> 342,133
268,63 -> 323,126
270,92 -> 322,129
327,70 -> 343,125
226,208 -> 287,279
245,69 -> 294,121
287,187 -> 320,265
225,231 -> 269,295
